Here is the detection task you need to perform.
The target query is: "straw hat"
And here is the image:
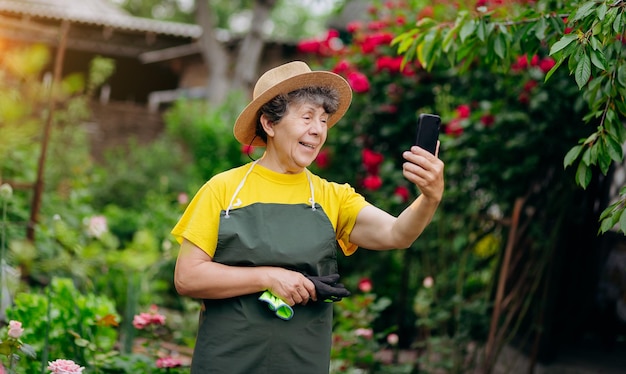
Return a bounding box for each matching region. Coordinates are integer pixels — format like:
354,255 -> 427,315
233,61 -> 353,146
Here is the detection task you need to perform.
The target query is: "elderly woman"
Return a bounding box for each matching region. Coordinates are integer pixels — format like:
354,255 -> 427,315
172,61 -> 444,373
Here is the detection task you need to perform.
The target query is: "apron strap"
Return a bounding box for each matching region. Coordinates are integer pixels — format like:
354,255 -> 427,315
225,160 -> 259,217
225,160 -> 317,217
305,169 -> 316,211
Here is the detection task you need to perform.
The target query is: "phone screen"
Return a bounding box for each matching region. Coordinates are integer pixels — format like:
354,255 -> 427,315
415,113 -> 440,155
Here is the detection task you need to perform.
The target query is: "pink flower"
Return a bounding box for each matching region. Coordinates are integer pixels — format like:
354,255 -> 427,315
47,359 -> 85,374
86,215 -> 108,238
355,328 -> 374,339
156,357 -> 183,368
133,313 -> 151,329
8,320 -> 24,339
358,278 -> 373,293
177,193 -> 189,205
387,333 -> 400,346
423,276 -> 434,288
346,71 -> 370,93
133,305 -> 166,330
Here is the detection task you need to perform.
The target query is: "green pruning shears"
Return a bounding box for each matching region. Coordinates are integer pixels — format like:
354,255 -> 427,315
258,274 -> 351,320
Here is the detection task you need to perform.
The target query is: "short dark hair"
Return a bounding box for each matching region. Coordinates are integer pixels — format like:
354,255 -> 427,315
255,86 -> 340,143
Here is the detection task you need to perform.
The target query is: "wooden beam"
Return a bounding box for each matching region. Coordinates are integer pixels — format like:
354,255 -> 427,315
139,42 -> 201,64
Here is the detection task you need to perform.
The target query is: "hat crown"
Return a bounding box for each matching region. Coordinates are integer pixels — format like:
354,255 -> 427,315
253,61 -> 312,99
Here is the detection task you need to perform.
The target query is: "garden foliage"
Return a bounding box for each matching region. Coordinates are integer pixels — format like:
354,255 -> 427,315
1,0 -> 624,372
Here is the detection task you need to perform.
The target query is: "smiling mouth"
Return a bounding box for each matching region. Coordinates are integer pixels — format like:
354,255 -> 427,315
299,142 -> 316,149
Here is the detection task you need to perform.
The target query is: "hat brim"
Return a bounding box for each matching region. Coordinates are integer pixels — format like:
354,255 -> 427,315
233,71 -> 353,146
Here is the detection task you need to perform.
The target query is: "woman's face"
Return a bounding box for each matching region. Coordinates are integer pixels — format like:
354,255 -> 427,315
263,101 -> 329,174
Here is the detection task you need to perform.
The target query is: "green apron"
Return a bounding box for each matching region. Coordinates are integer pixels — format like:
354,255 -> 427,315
191,161 -> 339,374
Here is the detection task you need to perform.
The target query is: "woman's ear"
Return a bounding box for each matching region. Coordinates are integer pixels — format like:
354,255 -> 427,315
260,114 -> 275,139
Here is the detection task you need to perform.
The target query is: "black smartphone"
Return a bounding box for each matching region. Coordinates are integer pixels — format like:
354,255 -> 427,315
415,113 -> 440,155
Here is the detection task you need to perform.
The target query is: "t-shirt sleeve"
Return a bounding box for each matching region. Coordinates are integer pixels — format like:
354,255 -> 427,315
334,183 -> 370,256
171,181 -> 222,257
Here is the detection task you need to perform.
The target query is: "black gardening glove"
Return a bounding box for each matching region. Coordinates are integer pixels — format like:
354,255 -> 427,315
305,273 -> 351,302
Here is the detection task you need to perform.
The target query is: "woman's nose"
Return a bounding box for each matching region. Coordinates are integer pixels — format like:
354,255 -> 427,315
309,118 -> 326,134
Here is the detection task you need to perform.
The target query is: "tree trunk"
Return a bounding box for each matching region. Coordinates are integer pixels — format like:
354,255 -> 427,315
232,0 -> 278,93
195,0 -> 278,104
195,0 -> 230,105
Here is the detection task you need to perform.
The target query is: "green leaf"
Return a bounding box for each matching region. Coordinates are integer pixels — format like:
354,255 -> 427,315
613,12 -> 622,33
618,64 -> 626,87
535,17 -> 547,40
460,20 -> 476,42
619,206 -> 626,235
572,1 -> 597,22
575,52 -> 591,89
600,214 -> 614,233
597,2 -> 607,20
582,146 -> 592,166
477,19 -> 487,41
598,140 -> 611,174
545,55 -> 565,81
589,49 -> 608,70
418,30 -> 439,70
575,161 -> 592,188
605,133 -> 623,162
615,97 -> 626,116
564,144 -> 583,167
549,34 -> 578,56
442,27 -> 457,53
19,343 -> 37,358
494,33 -> 506,59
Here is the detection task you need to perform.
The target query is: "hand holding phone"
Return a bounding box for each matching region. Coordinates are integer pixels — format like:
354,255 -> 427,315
415,113 -> 440,155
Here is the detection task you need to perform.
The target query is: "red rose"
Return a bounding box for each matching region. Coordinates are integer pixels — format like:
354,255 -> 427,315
539,57 -> 556,73
241,144 -> 255,155
362,148 -> 384,174
297,39 -> 320,54
347,71 -> 371,93
358,278 -> 373,292
363,175 -> 383,191
315,149 -> 330,169
394,186 -> 410,202
333,59 -> 352,74
367,20 -> 387,31
480,114 -> 495,127
347,21 -> 362,34
445,118 -> 464,136
523,79 -> 538,92
456,104 -> 471,119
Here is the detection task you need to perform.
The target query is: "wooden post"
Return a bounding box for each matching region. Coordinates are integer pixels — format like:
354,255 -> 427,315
484,197 -> 524,372
27,20 -> 70,241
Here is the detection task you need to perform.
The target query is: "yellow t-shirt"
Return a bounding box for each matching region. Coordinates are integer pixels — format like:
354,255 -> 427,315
171,162 -> 370,257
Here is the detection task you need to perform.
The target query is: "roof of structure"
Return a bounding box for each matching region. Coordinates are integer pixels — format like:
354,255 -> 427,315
0,0 -> 202,38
